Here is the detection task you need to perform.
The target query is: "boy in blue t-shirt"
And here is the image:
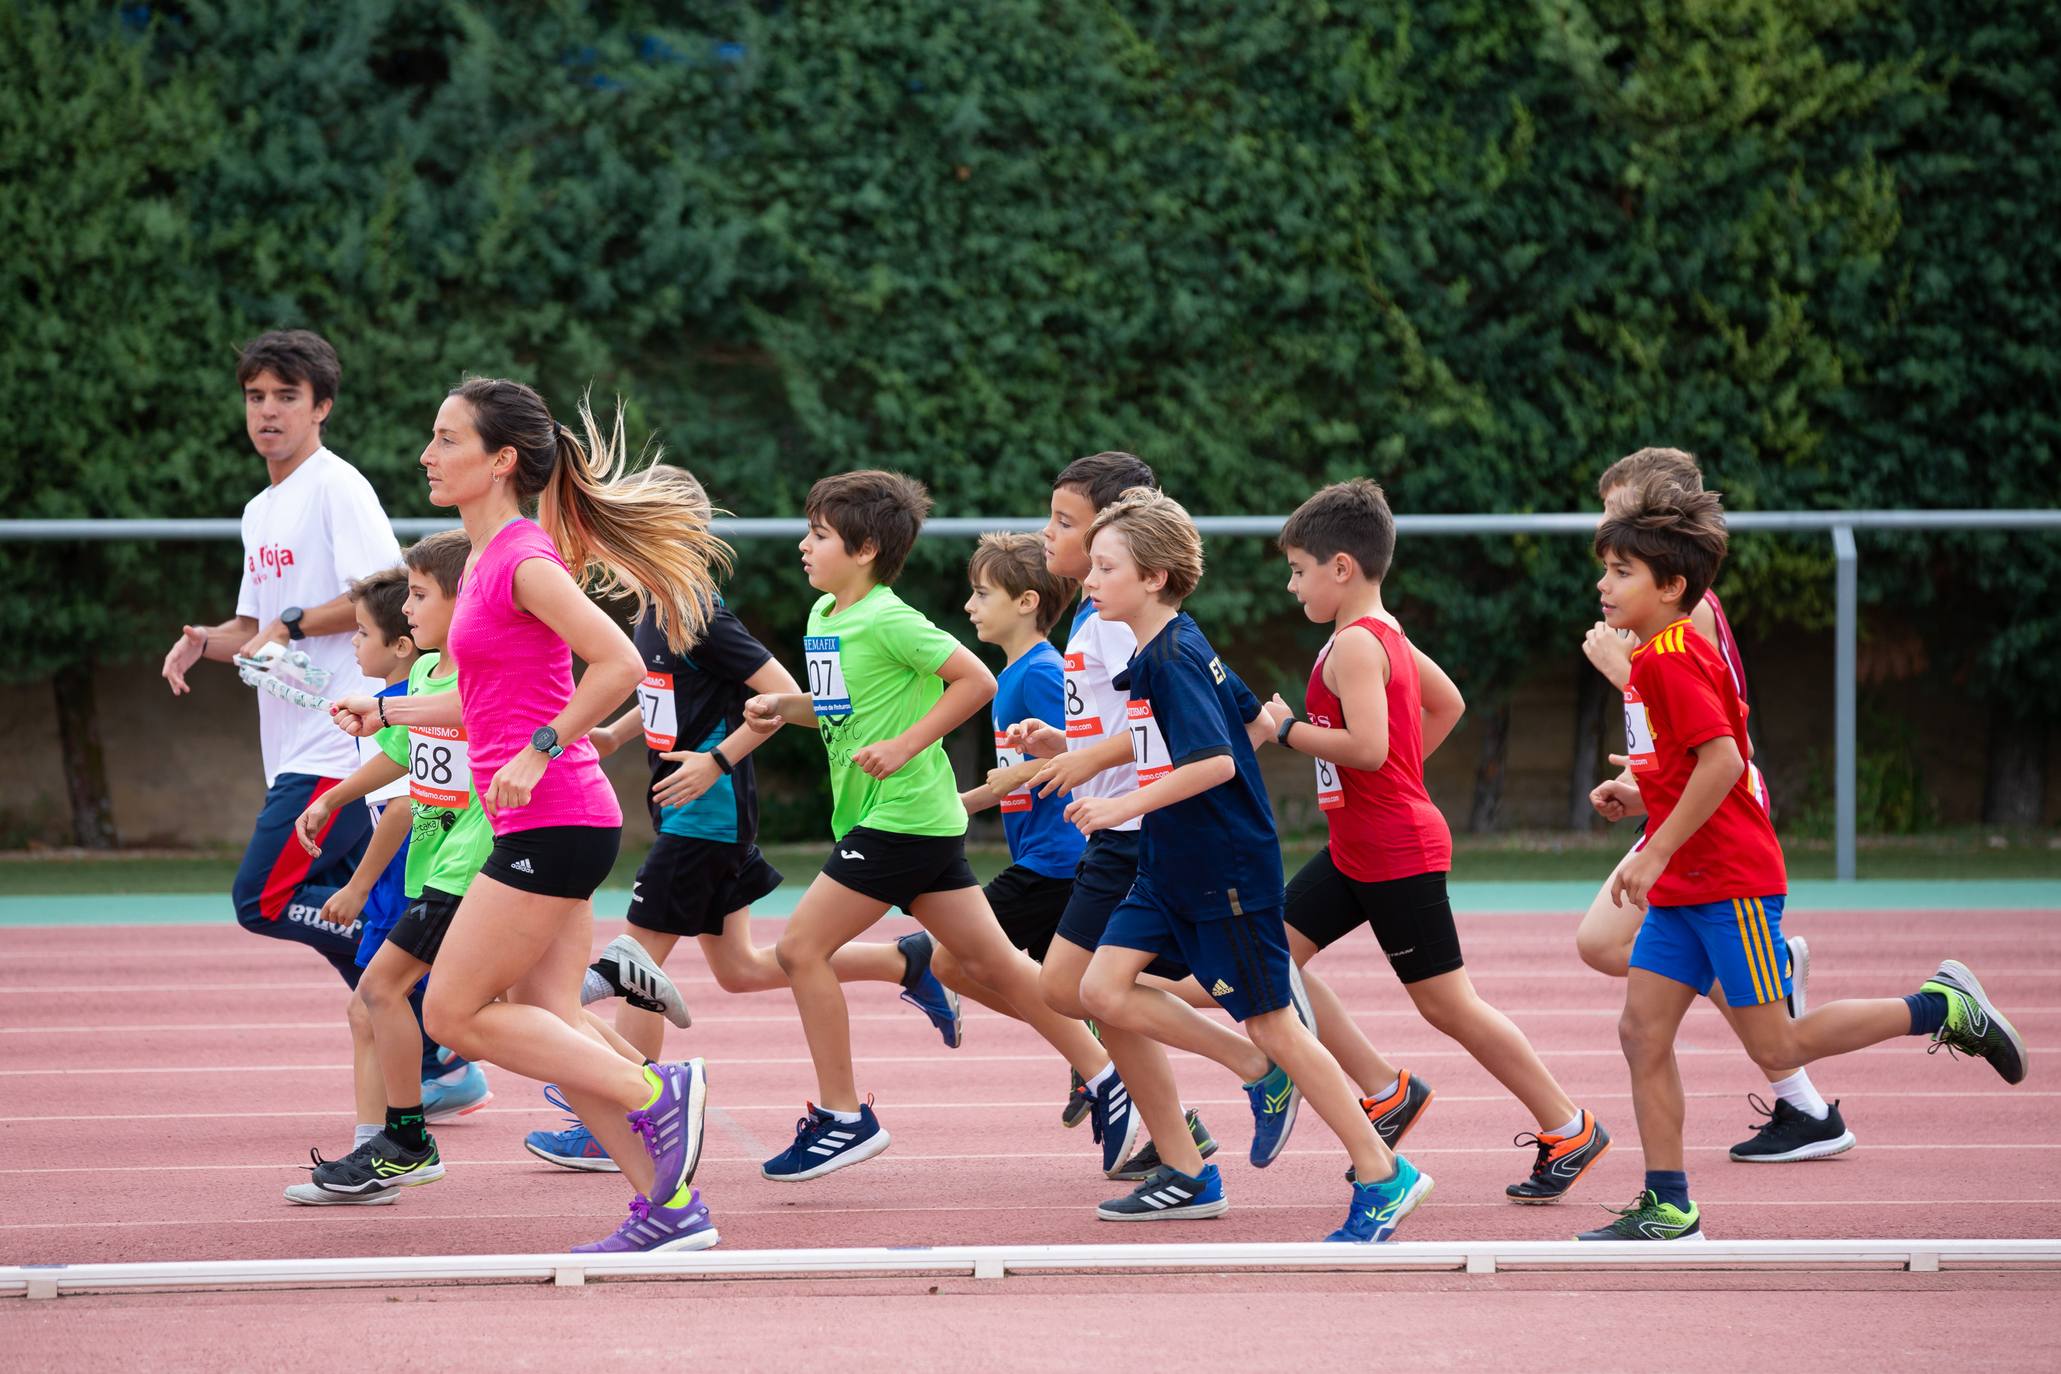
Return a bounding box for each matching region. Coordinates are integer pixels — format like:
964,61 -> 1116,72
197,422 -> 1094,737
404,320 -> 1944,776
1068,489 -> 1433,1241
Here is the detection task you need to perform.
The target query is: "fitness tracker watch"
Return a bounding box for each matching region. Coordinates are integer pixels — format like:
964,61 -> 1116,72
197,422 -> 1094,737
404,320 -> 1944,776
530,725 -> 564,760
281,606 -> 306,641
710,749 -> 735,777
1276,712 -> 1299,747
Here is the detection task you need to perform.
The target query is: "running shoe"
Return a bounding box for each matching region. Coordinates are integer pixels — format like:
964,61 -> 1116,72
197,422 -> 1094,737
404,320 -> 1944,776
1784,934 -> 1810,1019
895,931 -> 964,1049
1923,960 -> 2028,1084
1062,1068 -> 1092,1128
588,933 -> 692,1029
1287,960 -> 1317,1035
1088,1069 -> 1143,1178
761,1102 -> 890,1181
309,1132 -> 445,1194
627,1058 -> 708,1200
421,1061 -> 492,1123
1326,1156 -> 1433,1243
1096,1163 -> 1228,1221
571,1188 -> 721,1254
1506,1109 -> 1612,1202
1362,1070 -> 1435,1148
524,1084 -> 621,1172
1576,1190 -> 1704,1242
284,1180 -> 398,1206
1110,1109 -> 1219,1182
1244,1063 -> 1300,1168
1728,1093 -> 1856,1162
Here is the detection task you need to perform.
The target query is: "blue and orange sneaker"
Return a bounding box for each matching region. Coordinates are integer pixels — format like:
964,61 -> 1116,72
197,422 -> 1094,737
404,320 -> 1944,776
572,1188 -> 720,1254
896,932 -> 964,1049
1244,1063 -> 1299,1168
1326,1157 -> 1433,1243
761,1102 -> 891,1181
525,1085 -> 620,1172
626,1058 -> 708,1201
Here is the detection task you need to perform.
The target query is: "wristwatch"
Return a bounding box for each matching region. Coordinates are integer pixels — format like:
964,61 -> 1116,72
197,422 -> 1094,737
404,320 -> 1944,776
281,606 -> 306,641
1275,712 -> 1299,747
530,725 -> 564,760
710,749 -> 735,777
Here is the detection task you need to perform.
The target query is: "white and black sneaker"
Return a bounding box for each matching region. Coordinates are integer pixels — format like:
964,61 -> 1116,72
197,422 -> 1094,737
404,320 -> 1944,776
1784,935 -> 1810,1019
1728,1093 -> 1857,1162
588,934 -> 692,1028
1096,1163 -> 1228,1221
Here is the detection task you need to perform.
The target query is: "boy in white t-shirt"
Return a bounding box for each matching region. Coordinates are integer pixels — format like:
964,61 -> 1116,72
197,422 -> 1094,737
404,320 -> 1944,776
160,329 -> 401,985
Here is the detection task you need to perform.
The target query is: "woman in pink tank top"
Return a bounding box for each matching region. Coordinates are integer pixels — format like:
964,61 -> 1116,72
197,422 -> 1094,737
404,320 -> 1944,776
332,379 -> 732,1252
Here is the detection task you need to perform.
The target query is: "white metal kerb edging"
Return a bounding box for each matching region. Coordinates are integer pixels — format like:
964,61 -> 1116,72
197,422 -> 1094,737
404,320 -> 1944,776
5,1238 -> 2059,1299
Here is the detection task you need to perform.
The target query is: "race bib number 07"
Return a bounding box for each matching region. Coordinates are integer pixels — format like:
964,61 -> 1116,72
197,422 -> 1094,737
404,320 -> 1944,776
805,635 -> 852,718
1622,689 -> 1657,772
1127,699 -> 1171,785
637,672 -> 678,750
409,724 -> 473,809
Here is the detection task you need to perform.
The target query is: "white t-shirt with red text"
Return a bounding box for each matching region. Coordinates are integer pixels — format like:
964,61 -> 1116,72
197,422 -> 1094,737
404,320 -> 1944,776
235,447 -> 400,784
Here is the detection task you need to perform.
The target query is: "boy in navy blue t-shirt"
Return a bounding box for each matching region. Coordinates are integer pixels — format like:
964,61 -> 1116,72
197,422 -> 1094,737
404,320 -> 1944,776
1068,489 -> 1433,1241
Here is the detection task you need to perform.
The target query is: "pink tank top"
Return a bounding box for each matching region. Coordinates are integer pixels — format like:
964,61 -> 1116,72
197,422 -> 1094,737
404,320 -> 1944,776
1305,617 -> 1452,883
445,518 -> 622,835
1702,589 -> 1748,703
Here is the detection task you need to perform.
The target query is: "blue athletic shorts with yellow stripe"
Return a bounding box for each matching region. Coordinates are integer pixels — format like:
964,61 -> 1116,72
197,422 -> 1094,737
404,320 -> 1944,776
1630,894 -> 1791,1008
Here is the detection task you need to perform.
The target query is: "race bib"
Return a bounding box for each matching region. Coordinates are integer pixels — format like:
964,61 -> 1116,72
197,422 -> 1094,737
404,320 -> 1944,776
637,672 -> 678,750
993,733 -> 1032,814
1622,689 -> 1657,772
1315,755 -> 1345,811
804,635 -> 851,718
1062,650 -> 1100,739
409,724 -> 473,809
1127,699 -> 1171,785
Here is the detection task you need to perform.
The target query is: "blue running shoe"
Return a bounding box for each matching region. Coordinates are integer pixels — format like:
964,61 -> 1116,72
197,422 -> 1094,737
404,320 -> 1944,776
524,1085 -> 620,1172
626,1058 -> 708,1201
896,931 -> 964,1049
1087,1070 -> 1144,1178
421,1061 -> 493,1123
572,1188 -> 720,1254
1096,1163 -> 1228,1221
761,1102 -> 891,1181
1244,1063 -> 1300,1168
1327,1157 -> 1434,1243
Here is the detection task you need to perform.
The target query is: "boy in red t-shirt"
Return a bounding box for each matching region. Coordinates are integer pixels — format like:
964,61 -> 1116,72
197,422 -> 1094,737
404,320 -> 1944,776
1582,475 -> 2027,1242
1259,479 -> 1610,1204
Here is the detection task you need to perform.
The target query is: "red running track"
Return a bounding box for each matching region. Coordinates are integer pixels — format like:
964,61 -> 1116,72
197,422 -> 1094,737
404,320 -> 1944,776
2,907 -> 2057,1370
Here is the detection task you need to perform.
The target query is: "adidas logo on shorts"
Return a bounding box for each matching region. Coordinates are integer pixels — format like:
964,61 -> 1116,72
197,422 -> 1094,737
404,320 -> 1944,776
1210,978 -> 1234,996
511,858 -> 535,875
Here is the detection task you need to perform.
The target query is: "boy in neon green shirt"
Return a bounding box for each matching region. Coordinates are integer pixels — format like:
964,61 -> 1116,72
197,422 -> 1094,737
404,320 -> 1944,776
745,470 -> 1112,1181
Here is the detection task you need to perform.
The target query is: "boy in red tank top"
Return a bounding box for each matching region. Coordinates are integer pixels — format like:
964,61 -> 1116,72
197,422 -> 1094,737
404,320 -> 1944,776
1261,479 -> 1612,1204
1581,475 -> 2025,1241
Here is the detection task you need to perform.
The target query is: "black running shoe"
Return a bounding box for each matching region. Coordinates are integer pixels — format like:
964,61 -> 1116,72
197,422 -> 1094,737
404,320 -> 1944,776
1923,960 -> 2029,1085
1109,1109 -> 1219,1182
1361,1070 -> 1435,1148
1728,1093 -> 1856,1162
309,1132 -> 445,1194
1062,1069 -> 1092,1128
1095,1163 -> 1228,1221
1506,1109 -> 1611,1203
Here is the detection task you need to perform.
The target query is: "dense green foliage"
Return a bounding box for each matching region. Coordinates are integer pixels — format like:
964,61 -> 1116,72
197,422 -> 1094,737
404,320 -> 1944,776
2,0 -> 2053,841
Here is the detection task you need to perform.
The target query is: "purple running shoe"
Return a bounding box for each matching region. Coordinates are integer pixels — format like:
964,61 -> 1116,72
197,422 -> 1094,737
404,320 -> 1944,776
626,1057 -> 707,1201
571,1189 -> 720,1254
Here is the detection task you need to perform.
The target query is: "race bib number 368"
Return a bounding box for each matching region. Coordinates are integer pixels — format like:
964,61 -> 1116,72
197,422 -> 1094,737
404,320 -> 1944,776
409,724 -> 473,809
805,635 -> 852,718
1062,651 -> 1099,739
994,733 -> 1032,813
1622,689 -> 1657,771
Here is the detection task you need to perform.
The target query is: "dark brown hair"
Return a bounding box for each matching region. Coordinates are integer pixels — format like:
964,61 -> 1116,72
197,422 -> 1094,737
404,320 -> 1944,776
347,566 -> 412,645
1598,447 -> 1704,502
805,470 -> 932,585
1278,477 -> 1395,582
969,532 -> 1076,634
1593,473 -> 1729,612
450,378 -> 730,652
236,330 -> 341,418
403,528 -> 471,598
1054,451 -> 1157,511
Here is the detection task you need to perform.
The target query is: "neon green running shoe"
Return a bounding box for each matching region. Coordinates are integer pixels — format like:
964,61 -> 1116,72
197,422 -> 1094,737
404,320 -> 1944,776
1575,1190 -> 1704,1241
1923,960 -> 2028,1084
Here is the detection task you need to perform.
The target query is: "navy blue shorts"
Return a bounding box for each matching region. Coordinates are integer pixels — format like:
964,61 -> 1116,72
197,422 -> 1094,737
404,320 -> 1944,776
1051,829 -> 1186,979
1631,894 -> 1791,1008
1100,877 -> 1292,1023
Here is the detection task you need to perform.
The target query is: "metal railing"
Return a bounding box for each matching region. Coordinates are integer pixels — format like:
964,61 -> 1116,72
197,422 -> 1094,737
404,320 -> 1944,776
8,510 -> 2058,881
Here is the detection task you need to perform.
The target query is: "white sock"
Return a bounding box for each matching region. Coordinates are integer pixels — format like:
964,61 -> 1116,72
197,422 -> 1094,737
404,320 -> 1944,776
580,967 -> 613,1005
353,1123 -> 381,1148
1085,1062 -> 1117,1092
1370,1075 -> 1401,1103
1770,1070 -> 1829,1120
826,1106 -> 863,1124
1546,1108 -> 1586,1139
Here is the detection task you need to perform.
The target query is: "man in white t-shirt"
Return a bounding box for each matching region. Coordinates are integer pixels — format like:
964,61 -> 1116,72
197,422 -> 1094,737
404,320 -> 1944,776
160,330 -> 401,985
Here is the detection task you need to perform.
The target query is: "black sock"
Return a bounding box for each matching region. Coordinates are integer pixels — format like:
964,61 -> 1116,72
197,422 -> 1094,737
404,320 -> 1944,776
386,1104 -> 430,1153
